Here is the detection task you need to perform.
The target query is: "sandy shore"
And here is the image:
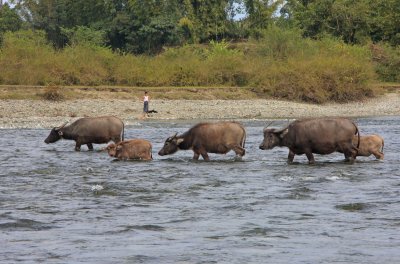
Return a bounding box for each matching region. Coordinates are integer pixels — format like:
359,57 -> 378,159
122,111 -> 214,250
0,93 -> 399,129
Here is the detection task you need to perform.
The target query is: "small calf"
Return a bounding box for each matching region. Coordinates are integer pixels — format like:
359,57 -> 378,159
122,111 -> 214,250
106,139 -> 152,161
354,134 -> 384,160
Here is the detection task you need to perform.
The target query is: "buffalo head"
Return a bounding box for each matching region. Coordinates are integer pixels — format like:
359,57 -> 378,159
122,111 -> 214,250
106,143 -> 118,157
158,133 -> 183,156
44,122 -> 67,144
259,127 -> 288,150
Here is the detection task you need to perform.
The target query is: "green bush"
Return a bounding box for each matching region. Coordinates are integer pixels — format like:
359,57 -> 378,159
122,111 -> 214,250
253,26 -> 312,60
57,45 -> 114,85
0,29 -> 381,103
250,36 -> 377,103
0,30 -> 56,85
371,43 -> 400,82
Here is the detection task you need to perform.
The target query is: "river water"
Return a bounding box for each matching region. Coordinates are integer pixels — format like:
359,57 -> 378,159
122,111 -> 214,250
1,117 -> 399,263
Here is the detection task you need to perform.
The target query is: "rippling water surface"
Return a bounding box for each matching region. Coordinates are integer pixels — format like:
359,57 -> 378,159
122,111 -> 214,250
1,117 -> 400,263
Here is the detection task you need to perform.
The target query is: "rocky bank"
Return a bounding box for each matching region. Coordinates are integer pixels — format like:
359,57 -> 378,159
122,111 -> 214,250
0,93 -> 399,129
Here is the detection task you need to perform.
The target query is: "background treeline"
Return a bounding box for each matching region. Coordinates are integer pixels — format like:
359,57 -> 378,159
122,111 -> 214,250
1,0 -> 400,102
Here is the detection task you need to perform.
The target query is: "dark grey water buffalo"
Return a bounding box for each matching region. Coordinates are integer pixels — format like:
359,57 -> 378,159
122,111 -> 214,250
44,116 -> 124,151
158,121 -> 246,161
106,139 -> 152,160
259,118 -> 360,164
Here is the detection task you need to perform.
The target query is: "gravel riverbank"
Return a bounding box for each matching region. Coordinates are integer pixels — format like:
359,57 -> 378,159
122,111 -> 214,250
0,93 -> 399,129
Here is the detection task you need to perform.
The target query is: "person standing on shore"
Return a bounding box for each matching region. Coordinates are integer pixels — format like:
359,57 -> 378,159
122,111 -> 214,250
143,91 -> 150,117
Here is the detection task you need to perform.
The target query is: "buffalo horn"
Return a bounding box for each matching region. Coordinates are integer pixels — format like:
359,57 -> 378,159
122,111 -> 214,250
57,121 -> 68,130
265,121 -> 274,128
263,121 -> 274,132
167,132 -> 178,141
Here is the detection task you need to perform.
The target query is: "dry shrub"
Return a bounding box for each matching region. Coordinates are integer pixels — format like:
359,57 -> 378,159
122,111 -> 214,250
41,86 -> 65,101
0,30 -> 58,85
58,45 -> 114,85
0,29 -> 382,103
371,43 -> 400,82
253,55 -> 377,103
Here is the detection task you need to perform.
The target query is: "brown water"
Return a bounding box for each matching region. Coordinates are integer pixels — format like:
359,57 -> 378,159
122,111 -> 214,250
1,117 -> 399,263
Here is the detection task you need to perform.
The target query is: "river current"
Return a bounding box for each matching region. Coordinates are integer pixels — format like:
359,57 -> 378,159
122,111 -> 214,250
1,117 -> 399,263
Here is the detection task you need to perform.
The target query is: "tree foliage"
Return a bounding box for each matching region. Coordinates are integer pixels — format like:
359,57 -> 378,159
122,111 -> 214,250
282,0 -> 400,45
0,3 -> 23,36
3,0 -> 400,54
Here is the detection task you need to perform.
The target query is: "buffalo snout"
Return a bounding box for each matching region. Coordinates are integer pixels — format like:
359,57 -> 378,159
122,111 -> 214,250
259,144 -> 265,150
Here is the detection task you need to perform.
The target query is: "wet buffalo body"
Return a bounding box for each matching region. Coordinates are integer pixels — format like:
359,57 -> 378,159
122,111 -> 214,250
44,116 -> 124,151
259,118 -> 360,164
158,121 -> 246,161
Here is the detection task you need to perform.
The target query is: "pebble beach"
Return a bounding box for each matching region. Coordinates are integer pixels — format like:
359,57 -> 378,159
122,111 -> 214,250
0,93 -> 399,129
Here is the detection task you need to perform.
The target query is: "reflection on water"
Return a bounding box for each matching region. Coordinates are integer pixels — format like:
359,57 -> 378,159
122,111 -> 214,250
1,117 -> 400,263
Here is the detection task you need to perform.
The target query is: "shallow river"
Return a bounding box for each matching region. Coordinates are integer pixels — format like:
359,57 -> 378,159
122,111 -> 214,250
1,117 -> 400,263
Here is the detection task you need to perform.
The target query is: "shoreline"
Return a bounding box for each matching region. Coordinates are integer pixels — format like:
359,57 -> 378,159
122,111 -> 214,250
0,93 -> 399,129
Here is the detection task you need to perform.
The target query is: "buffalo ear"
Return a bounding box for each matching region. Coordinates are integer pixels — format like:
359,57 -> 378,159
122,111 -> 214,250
279,128 -> 289,138
176,138 -> 184,145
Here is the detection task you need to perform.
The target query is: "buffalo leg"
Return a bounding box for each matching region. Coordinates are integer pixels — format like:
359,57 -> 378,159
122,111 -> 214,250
192,152 -> 200,160
305,151 -> 315,164
201,152 -> 210,161
194,147 -> 210,161
74,143 -> 81,151
287,150 -> 295,163
373,151 -> 384,160
232,145 -> 245,157
87,143 -> 94,151
343,143 -> 356,163
343,154 -> 355,163
340,142 -> 358,162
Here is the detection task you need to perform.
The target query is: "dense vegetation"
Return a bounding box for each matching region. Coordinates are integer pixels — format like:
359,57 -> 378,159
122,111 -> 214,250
1,0 -> 399,103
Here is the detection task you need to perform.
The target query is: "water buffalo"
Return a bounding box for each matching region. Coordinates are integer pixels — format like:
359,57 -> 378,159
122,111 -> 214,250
259,118 -> 360,164
106,139 -> 152,160
353,134 -> 384,160
44,116 -> 124,151
158,121 -> 246,161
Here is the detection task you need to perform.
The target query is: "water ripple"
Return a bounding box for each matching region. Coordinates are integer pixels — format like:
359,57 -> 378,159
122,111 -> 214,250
1,118 -> 399,263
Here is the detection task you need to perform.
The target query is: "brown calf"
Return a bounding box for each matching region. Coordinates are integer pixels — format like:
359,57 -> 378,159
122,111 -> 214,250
106,139 -> 152,161
354,134 -> 384,160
